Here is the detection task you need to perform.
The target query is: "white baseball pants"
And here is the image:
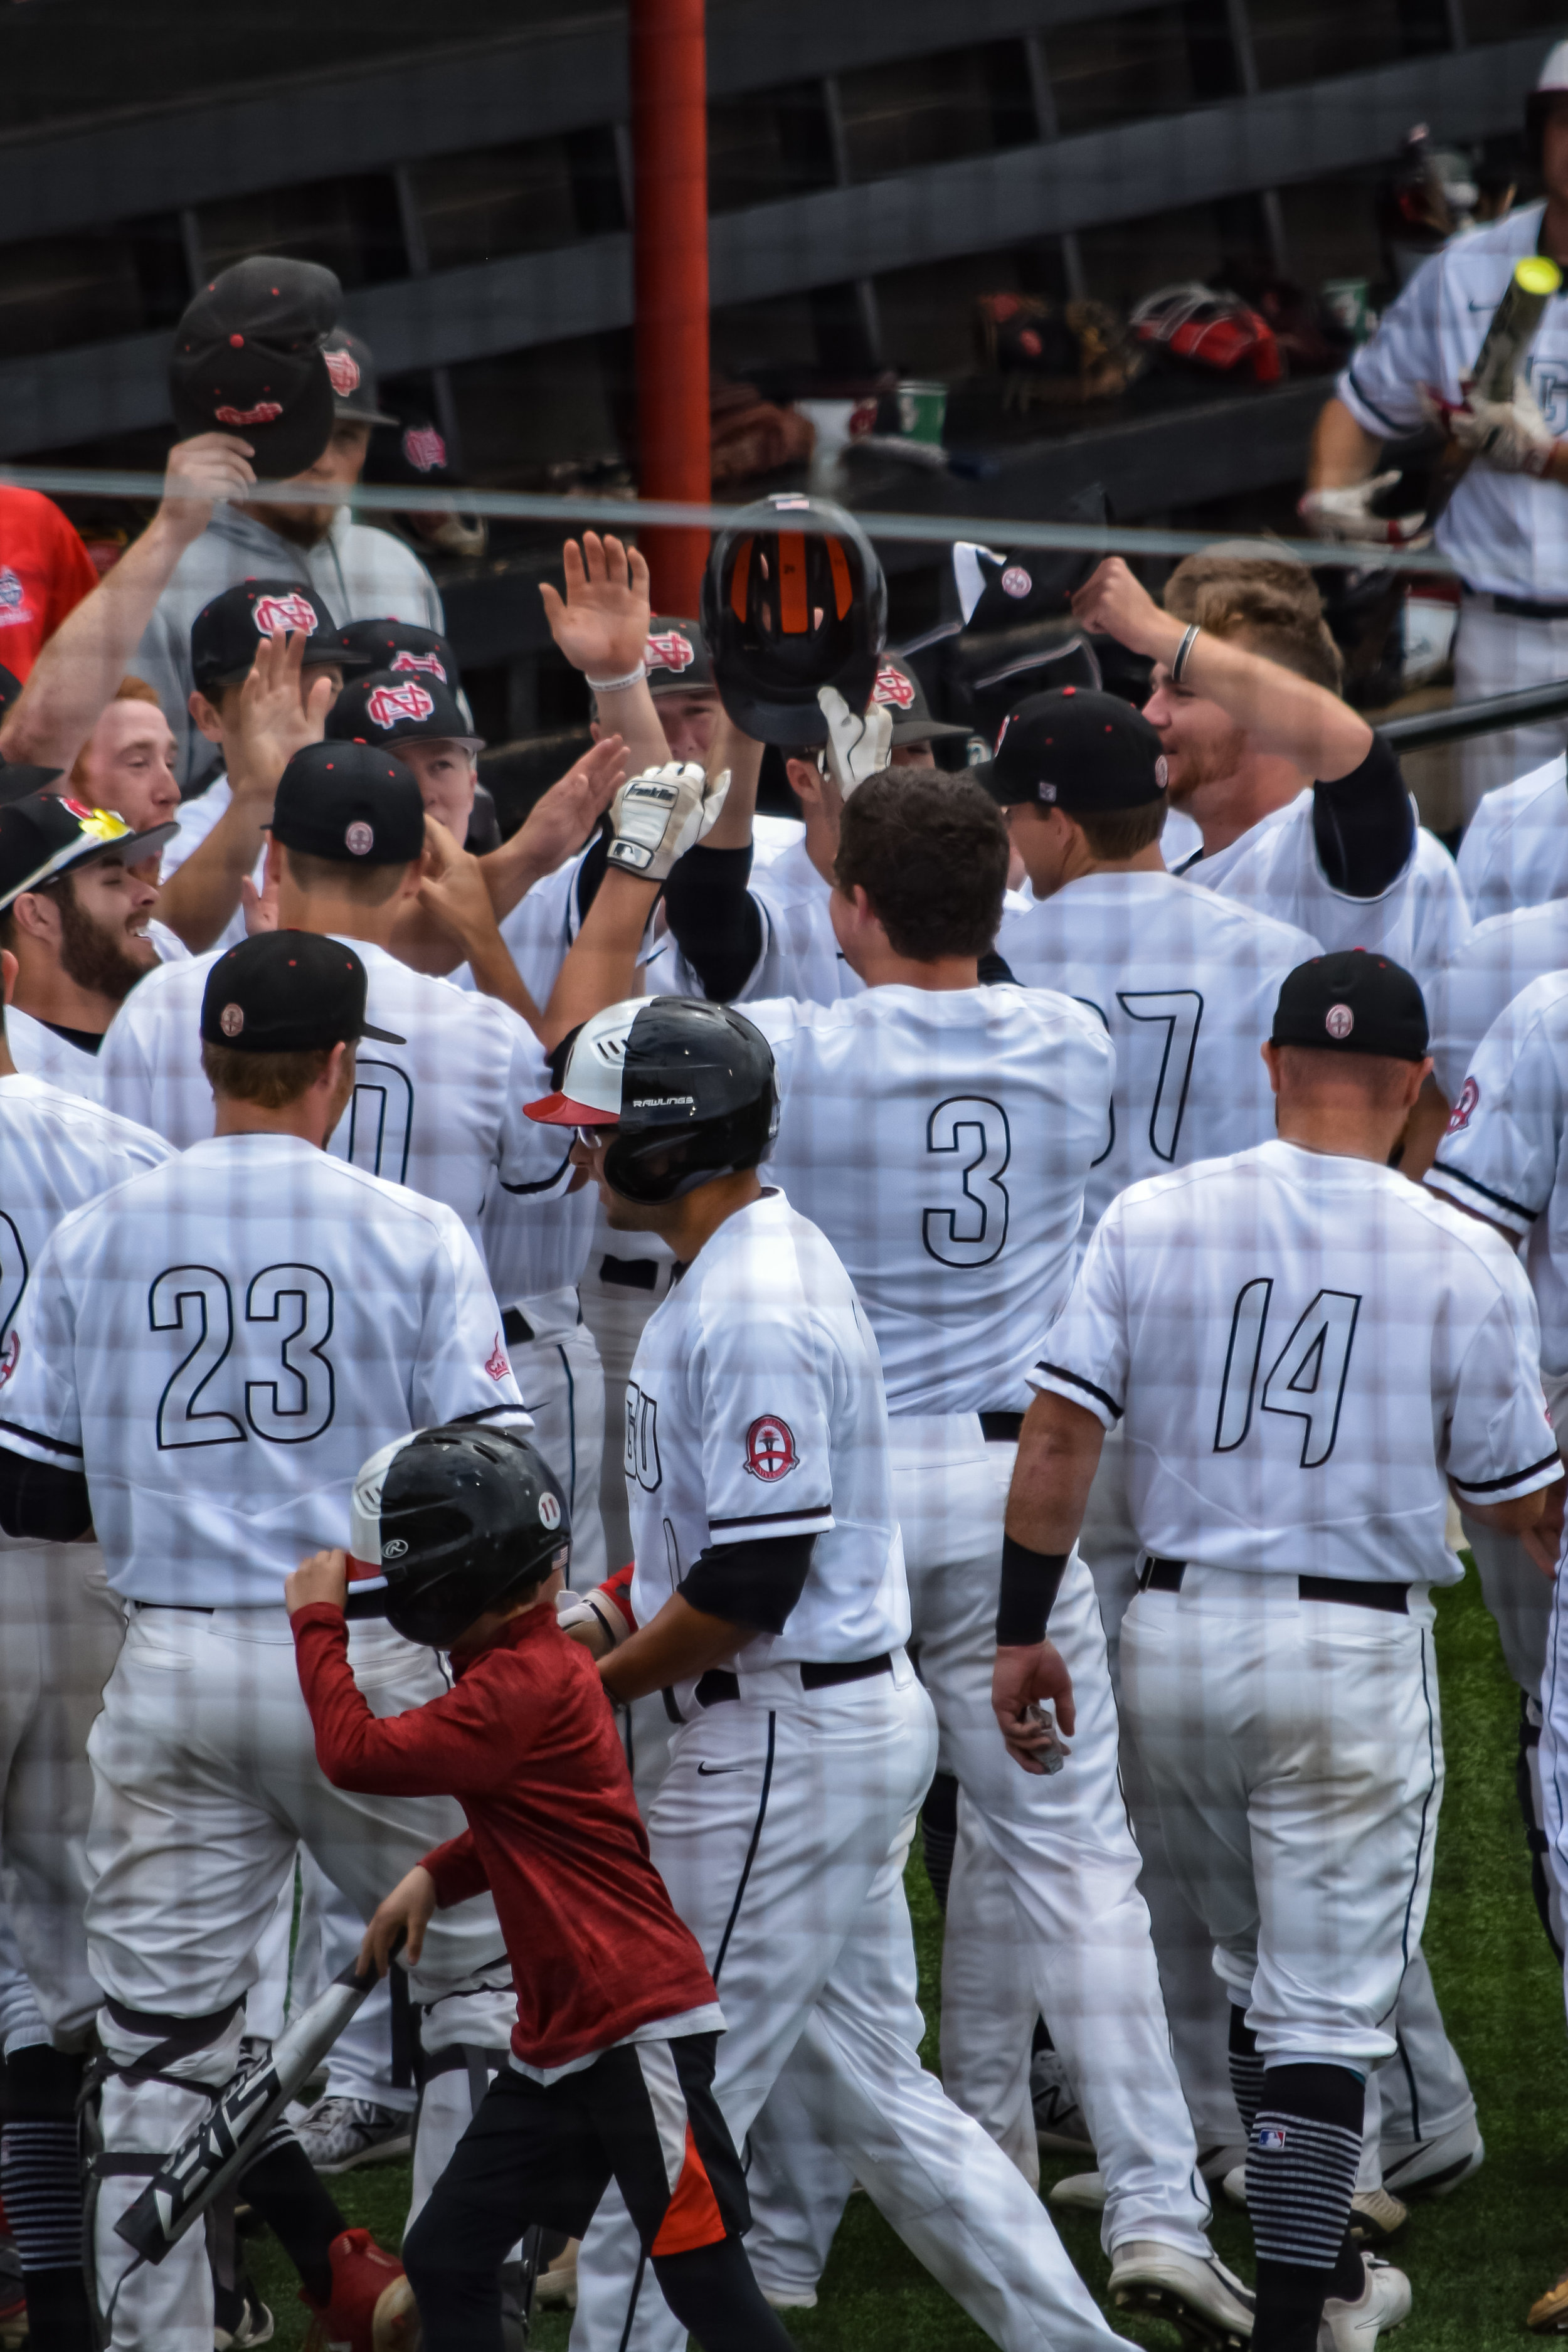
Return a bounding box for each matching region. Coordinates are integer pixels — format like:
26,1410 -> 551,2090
1120,1565 -> 1443,2069
0,1539 -> 124,2048
84,1604 -> 515,2352
571,1659 -> 1122,2352
508,1317 -> 608,1587
576,1246 -> 677,1572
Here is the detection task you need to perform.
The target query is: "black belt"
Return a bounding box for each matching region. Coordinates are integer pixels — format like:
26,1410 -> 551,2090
1479,591 -> 1568,622
980,1411 -> 1024,1443
137,1601 -> 214,1613
1137,1557 -> 1408,1614
599,1255 -> 662,1292
694,1654 -> 893,1708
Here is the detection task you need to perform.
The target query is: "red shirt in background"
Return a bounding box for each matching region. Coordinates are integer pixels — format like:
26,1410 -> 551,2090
0,487 -> 100,680
292,1599 -> 718,2073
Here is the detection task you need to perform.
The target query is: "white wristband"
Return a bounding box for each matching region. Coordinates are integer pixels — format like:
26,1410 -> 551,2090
585,666 -> 647,694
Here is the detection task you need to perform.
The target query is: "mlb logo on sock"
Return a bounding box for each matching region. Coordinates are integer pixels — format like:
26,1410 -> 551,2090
1257,2126 -> 1287,2152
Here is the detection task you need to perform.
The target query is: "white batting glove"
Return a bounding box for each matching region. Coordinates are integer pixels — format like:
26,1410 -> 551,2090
606,761 -> 731,881
1296,472 -> 1428,546
555,1587 -> 631,1649
818,684 -> 893,800
1449,372 -> 1561,477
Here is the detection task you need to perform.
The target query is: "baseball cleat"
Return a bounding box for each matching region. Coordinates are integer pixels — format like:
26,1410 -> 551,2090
214,2282 -> 275,2348
294,2096 -> 414,2175
1031,2046 -> 1094,2153
1377,2120 -> 1483,2198
299,2228 -> 420,2352
1108,2240 -> 1254,2348
1198,2141 -> 1249,2185
532,2238 -> 581,2311
1049,2169 -> 1108,2212
762,2286 -> 820,2309
1528,2265 -> 1568,2333
1219,2166 -> 1408,2244
1317,2252 -> 1411,2348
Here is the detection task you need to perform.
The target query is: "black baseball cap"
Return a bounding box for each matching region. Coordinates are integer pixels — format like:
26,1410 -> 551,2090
268,741 -> 426,867
169,256 -> 340,480
869,655 -> 970,746
643,618 -> 716,697
333,618 -> 460,689
191,579 -> 373,694
0,791 -> 177,914
200,931 -> 404,1054
974,687 -> 1165,812
322,327 -> 398,428
1271,950 -> 1429,1062
327,670 -> 482,753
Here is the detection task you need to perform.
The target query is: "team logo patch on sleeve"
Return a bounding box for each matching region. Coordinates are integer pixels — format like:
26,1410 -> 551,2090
744,1414 -> 798,1481
485,1333 -> 511,1381
1446,1076 -> 1480,1133
0,1331 -> 18,1389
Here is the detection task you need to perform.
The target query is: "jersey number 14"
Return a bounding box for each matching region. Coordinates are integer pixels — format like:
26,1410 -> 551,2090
1213,1279 -> 1362,1468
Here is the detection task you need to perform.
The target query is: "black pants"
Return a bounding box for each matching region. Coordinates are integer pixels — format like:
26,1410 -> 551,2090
403,2031 -> 790,2352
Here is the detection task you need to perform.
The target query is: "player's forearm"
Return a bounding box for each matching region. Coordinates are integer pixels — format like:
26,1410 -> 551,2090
600,1592 -> 749,1703
542,867 -> 659,1048
1307,397 -> 1384,492
590,677 -> 668,776
0,512 -> 190,770
1005,1392 -> 1105,1555
1170,619 -> 1372,780
699,719 -> 762,852
461,930 -> 543,1031
154,802 -> 272,951
1451,1478 -> 1554,1536
479,830 -> 562,924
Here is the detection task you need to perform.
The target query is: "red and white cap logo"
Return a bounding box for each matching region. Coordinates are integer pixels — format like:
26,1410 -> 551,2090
324,347 -> 361,396
253,592 -> 319,638
216,400 -> 283,428
364,682 -> 434,729
391,649 -> 448,682
344,821 -> 374,857
220,1002 -> 245,1037
1001,564 -> 1033,598
744,1414 -> 798,1483
872,662 -> 917,709
402,425 -> 446,473
1325,1004 -> 1354,1040
645,629 -> 696,675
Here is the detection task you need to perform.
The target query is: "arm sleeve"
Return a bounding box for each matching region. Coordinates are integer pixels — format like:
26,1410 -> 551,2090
410,1216 -> 532,1432
678,1531 -> 816,1633
293,1605 -> 529,1796
420,1831 -> 489,1909
1028,1214 -> 1131,1430
660,845 -> 764,1002
1311,732 -> 1415,900
0,1447 -> 92,1541
694,1291 -> 837,1548
1441,1267 -> 1562,1503
1425,982 -> 1567,1237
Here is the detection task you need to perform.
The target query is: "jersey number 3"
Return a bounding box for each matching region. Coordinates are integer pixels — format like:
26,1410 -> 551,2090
150,1264 -> 336,1449
923,1097 -> 1011,1269
1213,1278 -> 1362,1469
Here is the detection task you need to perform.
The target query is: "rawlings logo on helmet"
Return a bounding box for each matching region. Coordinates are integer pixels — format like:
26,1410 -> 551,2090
872,662 -> 917,709
402,425 -> 446,472
391,650 -> 448,682
324,348 -> 360,395
364,682 -> 435,729
216,401 -> 283,428
253,592 -> 319,638
645,630 -> 696,675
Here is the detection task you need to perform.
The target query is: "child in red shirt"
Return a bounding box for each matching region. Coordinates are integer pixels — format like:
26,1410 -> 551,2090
286,1422 -> 793,2352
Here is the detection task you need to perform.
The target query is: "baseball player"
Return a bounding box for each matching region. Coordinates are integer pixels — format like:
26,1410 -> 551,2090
285,1424 -> 798,2352
0,931 -> 529,2350
678,765 -> 1251,2339
1303,41 -> 1568,820
1071,554 -> 1470,988
0,793 -> 177,1102
1002,948 -> 1559,2352
527,992 -> 1131,2352
0,968 -> 170,2352
1454,748 -> 1568,921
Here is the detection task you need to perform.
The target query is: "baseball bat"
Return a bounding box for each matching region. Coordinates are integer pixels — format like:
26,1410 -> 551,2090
114,1931 -> 404,2265
1424,254 -> 1563,527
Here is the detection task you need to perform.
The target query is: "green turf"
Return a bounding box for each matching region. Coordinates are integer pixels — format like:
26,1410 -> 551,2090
246,1563 -> 1567,2346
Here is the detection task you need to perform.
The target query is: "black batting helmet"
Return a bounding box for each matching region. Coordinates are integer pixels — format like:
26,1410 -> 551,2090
344,1424 -> 569,1650
701,492 -> 886,746
524,995 -> 778,1206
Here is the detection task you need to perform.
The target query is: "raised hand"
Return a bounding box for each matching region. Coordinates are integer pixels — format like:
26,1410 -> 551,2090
539,532 -> 652,682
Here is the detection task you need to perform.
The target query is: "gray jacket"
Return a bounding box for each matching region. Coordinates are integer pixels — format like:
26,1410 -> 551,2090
133,504 -> 445,792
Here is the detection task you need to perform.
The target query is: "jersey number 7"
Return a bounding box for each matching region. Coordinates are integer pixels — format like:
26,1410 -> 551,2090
1213,1278 -> 1362,1468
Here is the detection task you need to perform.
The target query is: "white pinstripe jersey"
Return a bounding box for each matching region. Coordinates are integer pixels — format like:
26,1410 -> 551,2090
0,1132 -> 527,1605
1455,753 -> 1568,922
625,1189 -> 909,1674
1337,204 -> 1568,600
1036,1139 -> 1557,1585
1425,898 -> 1568,1102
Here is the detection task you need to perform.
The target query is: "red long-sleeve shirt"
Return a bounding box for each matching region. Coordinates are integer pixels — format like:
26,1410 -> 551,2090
292,1601 -> 717,2072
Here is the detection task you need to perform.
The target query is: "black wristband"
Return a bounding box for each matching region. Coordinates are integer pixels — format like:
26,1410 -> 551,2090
995,1535 -> 1068,1648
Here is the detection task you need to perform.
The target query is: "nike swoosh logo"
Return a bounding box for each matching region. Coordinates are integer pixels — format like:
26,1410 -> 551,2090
696,1762 -> 747,1776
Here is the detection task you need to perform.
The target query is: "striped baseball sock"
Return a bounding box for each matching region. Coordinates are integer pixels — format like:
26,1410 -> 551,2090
1,2045 -> 95,2352
1227,2005 -> 1264,2139
1247,2062 -> 1365,2352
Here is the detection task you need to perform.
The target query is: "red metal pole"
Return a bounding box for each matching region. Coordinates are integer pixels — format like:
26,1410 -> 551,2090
631,0 -> 711,617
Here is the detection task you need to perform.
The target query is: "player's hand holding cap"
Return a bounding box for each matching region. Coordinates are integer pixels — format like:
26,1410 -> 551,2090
1270,947 -> 1428,1061
200,930 -> 405,1052
606,760 -> 730,881
268,739 -> 426,866
974,686 -> 1166,810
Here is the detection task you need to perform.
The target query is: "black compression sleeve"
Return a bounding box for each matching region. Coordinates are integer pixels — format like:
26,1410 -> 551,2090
0,1446 -> 92,1542
1311,730 -> 1414,899
679,1531 -> 816,1634
995,1535 -> 1068,1646
660,844 -> 763,1002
